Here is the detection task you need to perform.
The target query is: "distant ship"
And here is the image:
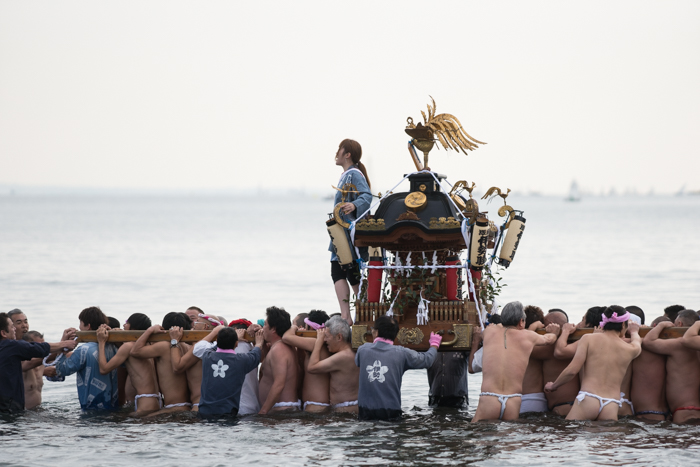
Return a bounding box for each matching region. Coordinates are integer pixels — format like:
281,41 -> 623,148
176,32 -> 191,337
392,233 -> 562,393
565,180 -> 581,202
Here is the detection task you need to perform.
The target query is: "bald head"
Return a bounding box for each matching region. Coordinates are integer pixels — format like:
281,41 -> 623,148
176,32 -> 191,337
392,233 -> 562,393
544,310 -> 568,326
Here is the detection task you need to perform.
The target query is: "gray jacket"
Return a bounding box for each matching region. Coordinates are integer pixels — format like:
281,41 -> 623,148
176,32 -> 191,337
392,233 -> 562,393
355,341 -> 437,412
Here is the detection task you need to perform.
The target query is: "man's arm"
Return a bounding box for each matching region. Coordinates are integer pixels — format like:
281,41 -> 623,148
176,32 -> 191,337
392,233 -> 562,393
642,321 -> 676,355
681,321 -> 700,350
34,328 -> 78,371
191,325 -> 223,359
281,325 -> 316,352
130,325 -> 168,359
97,325 -> 130,375
626,322 -> 642,359
18,340 -> 58,371
468,326 -> 482,374
258,349 -> 289,415
532,324 -> 559,346
554,323 -> 578,359
22,358 -> 45,372
545,335 -> 589,392
404,333 -> 442,370
307,329 -> 334,374
169,326 -> 201,373
55,345 -> 86,378
47,340 -> 78,353
242,330 -> 265,373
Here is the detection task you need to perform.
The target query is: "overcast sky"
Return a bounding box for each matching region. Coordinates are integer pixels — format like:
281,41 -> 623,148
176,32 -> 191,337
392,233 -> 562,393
1,1 -> 698,196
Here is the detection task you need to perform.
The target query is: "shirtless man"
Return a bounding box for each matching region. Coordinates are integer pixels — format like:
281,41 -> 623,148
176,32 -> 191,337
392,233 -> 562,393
258,306 -> 300,414
631,316 -> 670,421
519,305 -> 549,414
545,305 -> 642,421
14,311 -> 76,404
616,306 -> 647,417
21,331 -> 45,409
95,313 -> 161,415
292,313 -> 308,328
542,311 -> 580,416
0,313 -> 77,414
281,310 -> 331,413
185,306 -> 204,323
645,310 -> 700,423
664,304 -> 685,323
168,321 -> 205,412
130,312 -> 192,415
193,313 -> 222,331
554,306 -> 605,363
307,316 -> 360,413
472,301 -> 559,422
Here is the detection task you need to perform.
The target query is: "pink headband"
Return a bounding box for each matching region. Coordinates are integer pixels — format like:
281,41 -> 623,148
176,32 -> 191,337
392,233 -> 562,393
600,311 -> 630,328
198,314 -> 223,327
304,317 -> 325,330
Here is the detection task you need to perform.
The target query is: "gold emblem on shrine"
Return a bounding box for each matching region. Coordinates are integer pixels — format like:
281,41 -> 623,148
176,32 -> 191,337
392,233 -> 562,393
404,191 -> 427,211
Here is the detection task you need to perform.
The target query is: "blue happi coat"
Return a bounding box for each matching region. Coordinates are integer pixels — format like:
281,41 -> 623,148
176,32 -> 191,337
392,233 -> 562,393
55,342 -> 119,410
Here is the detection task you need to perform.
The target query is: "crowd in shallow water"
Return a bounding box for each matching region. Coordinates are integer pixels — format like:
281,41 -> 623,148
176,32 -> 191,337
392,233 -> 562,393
1,303 -> 699,423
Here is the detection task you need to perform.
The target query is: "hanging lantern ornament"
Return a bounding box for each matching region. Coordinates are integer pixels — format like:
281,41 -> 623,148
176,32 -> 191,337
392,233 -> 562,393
469,216 -> 490,270
498,213 -> 526,268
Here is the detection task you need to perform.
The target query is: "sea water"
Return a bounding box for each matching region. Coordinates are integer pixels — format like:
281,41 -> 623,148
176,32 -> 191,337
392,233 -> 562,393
1,193 -> 699,466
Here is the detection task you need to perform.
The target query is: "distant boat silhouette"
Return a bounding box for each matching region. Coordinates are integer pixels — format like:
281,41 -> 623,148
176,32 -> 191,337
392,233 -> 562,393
565,180 -> 581,202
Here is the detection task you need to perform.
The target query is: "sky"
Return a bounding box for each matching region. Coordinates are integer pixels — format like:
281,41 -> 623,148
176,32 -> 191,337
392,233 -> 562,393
1,1 -> 699,196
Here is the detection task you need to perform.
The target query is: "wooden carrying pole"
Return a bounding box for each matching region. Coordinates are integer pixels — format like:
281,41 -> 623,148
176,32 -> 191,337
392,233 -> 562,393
76,330 -> 316,343
78,327 -> 692,344
535,327 -> 689,341
75,330 -> 255,343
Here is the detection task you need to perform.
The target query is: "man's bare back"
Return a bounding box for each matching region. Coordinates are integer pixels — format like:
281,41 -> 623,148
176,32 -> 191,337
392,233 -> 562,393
646,320 -> 700,423
282,326 -> 330,413
543,356 -> 579,416
130,325 -> 190,415
546,320 -> 641,421
97,326 -> 161,414
472,319 -> 558,422
630,344 -> 667,421
542,312 -> 580,415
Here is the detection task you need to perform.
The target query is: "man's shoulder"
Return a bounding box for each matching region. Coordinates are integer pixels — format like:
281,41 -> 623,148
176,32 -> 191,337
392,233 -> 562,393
337,347 -> 356,359
0,339 -> 22,350
149,340 -> 170,353
356,342 -> 380,355
269,341 -> 295,359
0,339 -> 40,358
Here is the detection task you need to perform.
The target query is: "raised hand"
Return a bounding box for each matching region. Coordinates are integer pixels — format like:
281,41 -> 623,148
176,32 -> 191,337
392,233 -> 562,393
169,326 -> 183,341
96,324 -> 109,344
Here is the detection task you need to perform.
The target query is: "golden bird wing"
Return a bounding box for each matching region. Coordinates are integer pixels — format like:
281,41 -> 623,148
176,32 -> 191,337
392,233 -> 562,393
481,186 -> 502,201
437,113 -> 487,146
426,120 -> 453,151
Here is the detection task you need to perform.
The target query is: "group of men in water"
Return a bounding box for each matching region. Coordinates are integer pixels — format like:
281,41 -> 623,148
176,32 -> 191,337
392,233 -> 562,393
1,302 -> 699,422
471,302 -> 700,423
0,305 -> 450,419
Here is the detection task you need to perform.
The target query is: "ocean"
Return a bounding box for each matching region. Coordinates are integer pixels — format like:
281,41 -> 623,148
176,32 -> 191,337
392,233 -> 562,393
1,192 -> 699,466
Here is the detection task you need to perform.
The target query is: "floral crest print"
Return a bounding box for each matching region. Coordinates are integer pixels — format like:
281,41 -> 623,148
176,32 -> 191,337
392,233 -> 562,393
366,360 -> 388,383
212,359 -> 229,378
